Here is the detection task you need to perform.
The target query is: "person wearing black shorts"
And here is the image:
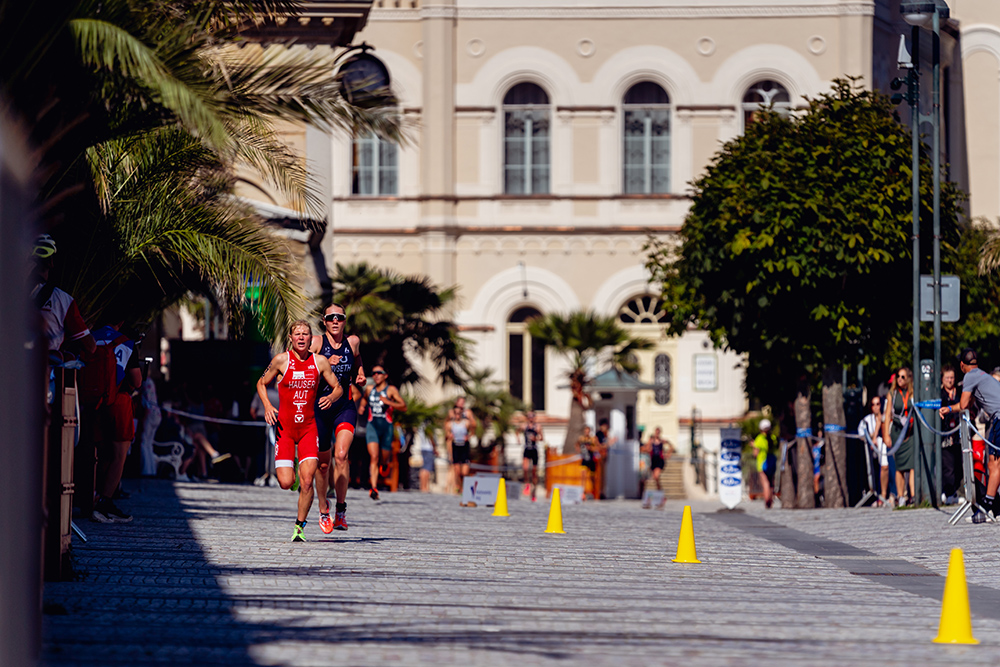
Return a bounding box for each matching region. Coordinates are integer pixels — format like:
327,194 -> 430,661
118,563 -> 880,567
445,397 -> 475,500
520,411 -> 543,501
310,303 -> 364,532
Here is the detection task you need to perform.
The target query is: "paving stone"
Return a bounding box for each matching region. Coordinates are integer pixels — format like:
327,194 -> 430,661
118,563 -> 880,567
40,480 -> 1000,665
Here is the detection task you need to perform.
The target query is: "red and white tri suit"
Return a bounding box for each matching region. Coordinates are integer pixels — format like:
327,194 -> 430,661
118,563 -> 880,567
275,352 -> 320,469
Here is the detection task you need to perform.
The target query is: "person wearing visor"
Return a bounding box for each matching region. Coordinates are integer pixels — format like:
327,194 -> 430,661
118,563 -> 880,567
310,303 -> 365,532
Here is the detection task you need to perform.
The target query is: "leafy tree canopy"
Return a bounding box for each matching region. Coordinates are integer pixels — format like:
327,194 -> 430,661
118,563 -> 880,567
646,79 -> 965,407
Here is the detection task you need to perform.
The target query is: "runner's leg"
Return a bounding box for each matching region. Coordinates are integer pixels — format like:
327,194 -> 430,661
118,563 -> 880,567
297,458 -> 318,523
315,449 -> 332,514
367,439 -> 380,491
333,428 -> 353,504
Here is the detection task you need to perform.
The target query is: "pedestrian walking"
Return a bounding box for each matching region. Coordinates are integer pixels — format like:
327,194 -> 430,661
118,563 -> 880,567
310,303 -> 364,532
257,320 -> 344,542
939,348 -> 1000,522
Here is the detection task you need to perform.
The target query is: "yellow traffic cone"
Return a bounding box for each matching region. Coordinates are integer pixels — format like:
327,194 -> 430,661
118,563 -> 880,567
492,478 -> 510,517
544,488 -> 565,534
672,505 -> 701,563
933,548 -> 979,644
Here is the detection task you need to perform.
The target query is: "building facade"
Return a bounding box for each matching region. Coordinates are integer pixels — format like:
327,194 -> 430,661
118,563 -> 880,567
268,0 -> 1000,456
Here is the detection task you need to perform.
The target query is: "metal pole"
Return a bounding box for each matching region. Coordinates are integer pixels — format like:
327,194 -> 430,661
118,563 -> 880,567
910,25 -> 923,503
932,9 -> 943,505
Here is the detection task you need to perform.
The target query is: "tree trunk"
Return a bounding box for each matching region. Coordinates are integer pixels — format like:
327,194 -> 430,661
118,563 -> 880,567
563,397 -> 586,454
779,424 -> 797,509
794,384 -> 815,509
821,366 -> 848,508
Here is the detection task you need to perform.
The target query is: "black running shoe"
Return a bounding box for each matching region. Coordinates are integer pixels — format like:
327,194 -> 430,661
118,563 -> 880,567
91,498 -> 133,524
370,488 -> 380,501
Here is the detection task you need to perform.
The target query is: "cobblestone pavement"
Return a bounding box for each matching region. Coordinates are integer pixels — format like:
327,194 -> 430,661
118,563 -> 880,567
42,480 -> 1000,666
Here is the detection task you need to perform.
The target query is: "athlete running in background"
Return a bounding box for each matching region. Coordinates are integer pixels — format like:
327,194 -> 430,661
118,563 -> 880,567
445,397 -> 476,499
520,412 -> 543,501
357,365 -> 407,500
256,321 -> 343,542
310,303 -> 364,532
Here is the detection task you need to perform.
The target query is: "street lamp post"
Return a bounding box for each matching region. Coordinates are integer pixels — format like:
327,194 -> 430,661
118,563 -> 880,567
898,0 -> 949,504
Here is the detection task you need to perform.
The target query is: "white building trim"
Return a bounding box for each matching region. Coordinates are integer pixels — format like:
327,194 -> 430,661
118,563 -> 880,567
961,25 -> 1000,63
591,265 -> 659,318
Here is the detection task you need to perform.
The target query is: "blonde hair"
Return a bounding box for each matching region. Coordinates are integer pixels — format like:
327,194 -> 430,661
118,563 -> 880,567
289,320 -> 312,336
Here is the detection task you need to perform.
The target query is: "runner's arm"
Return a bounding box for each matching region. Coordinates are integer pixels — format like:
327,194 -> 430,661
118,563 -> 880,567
256,354 -> 285,425
386,386 -> 407,412
316,356 -> 345,404
349,335 -> 365,387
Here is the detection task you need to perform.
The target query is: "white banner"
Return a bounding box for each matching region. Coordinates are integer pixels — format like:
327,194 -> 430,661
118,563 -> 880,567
552,484 -> 584,505
462,474 -> 501,506
719,427 -> 743,509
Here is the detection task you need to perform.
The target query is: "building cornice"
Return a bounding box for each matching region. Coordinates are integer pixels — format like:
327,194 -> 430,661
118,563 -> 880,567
370,3 -> 874,22
327,225 -> 679,235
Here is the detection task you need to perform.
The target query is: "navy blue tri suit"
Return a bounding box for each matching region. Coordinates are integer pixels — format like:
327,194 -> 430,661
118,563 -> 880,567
315,333 -> 358,451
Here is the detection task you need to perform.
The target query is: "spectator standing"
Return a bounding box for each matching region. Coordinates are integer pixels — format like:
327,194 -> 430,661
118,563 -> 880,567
30,234 -> 95,360
859,396 -> 888,505
939,348 -> 1000,522
86,320 -> 142,523
940,364 -> 962,504
883,366 -> 915,506
752,420 -> 778,508
417,425 -> 437,493
250,380 -> 280,486
577,426 -> 600,499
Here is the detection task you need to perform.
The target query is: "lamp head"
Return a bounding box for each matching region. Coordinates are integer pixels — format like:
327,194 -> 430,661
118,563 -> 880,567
900,0 -> 948,26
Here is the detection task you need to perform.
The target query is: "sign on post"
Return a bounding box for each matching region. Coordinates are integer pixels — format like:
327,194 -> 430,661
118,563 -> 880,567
719,427 -> 743,509
920,275 -> 960,322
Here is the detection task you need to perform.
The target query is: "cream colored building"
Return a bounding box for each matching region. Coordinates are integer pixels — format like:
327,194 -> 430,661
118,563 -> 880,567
270,0 -> 1000,457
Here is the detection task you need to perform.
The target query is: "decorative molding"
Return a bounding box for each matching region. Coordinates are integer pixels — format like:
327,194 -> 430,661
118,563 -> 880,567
333,193 -> 687,202
467,38 -> 486,57
577,39 -> 596,58
329,233 -> 673,259
697,37 -> 716,57
413,40 -> 423,59
808,35 -> 827,55
370,3 -> 875,21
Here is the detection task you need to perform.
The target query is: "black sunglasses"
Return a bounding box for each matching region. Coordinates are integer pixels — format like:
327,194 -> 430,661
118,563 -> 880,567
324,313 -> 346,322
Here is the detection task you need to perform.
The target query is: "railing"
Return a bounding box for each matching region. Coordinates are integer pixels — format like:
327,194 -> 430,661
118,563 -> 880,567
44,367 -> 76,581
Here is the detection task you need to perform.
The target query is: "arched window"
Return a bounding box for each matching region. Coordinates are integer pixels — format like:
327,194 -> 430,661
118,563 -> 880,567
503,83 -> 550,195
618,295 -> 668,324
352,131 -> 398,195
741,80 -> 791,130
623,82 -> 671,194
507,306 -> 546,411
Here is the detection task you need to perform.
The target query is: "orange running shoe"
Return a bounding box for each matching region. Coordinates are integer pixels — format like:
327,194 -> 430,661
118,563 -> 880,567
318,512 -> 333,534
333,511 -> 348,531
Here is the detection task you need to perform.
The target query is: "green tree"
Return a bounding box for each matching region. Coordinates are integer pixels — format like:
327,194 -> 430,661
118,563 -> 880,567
646,79 -> 965,508
527,311 -> 650,453
4,1 -> 401,341
329,262 -> 469,387
464,368 -> 525,464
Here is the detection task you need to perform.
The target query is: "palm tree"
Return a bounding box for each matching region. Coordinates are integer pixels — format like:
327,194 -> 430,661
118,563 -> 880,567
4,1 -> 403,341
528,310 -> 651,453
329,262 -> 470,387
464,368 -> 525,464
